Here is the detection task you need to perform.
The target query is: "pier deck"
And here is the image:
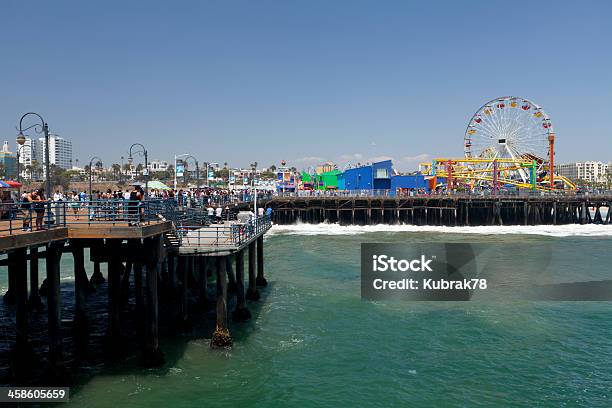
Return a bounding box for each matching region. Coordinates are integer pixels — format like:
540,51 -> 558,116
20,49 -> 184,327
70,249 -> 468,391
265,195 -> 612,226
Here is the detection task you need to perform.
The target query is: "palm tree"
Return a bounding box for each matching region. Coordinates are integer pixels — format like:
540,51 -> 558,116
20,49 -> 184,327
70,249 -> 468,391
30,160 -> 42,181
111,163 -> 121,180
136,163 -> 144,179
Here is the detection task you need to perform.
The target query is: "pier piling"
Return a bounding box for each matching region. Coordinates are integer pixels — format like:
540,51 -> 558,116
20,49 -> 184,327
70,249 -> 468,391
232,249 -> 251,322
246,241 -> 260,300
211,256 -> 232,348
142,237 -> 165,367
28,246 -> 43,310
46,241 -> 64,377
256,235 -> 267,287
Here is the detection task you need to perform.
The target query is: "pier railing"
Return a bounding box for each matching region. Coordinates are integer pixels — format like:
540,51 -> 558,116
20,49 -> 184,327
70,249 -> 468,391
174,215 -> 272,251
0,199 -> 169,235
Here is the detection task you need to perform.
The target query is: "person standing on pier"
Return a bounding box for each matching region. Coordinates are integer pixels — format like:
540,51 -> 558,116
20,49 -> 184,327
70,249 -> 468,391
32,189 -> 47,231
20,190 -> 33,231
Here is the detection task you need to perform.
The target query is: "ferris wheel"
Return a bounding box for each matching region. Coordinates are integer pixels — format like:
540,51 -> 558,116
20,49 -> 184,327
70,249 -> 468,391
464,96 -> 553,183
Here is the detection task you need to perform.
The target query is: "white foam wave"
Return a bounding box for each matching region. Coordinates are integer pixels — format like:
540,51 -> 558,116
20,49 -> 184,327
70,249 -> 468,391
268,222 -> 612,237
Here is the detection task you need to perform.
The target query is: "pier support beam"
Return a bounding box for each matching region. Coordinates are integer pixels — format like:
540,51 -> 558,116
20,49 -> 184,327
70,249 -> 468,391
72,241 -> 89,330
46,241 -> 65,377
142,237 -> 165,367
198,257 -> 209,308
178,256 -> 191,331
28,246 -> 43,310
246,241 -> 260,300
211,256 -> 232,348
106,240 -> 122,346
232,249 -> 251,321
134,262 -> 145,330
256,235 -> 267,286
167,253 -> 176,289
226,255 -> 238,294
9,247 -> 33,381
3,255 -> 16,305
90,260 -> 105,285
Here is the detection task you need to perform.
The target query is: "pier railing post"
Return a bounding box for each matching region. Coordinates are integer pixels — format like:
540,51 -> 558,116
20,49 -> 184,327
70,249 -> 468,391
256,235 -> 267,286
211,255 -> 232,348
233,249 -> 251,321
246,241 -> 260,300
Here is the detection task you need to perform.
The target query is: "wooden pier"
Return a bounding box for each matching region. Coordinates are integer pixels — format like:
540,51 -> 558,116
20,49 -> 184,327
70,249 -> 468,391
265,196 -> 612,226
0,201 -> 271,383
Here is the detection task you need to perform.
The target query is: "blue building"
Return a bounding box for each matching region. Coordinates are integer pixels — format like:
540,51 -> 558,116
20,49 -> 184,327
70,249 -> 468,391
389,174 -> 429,195
0,152 -> 17,179
338,160 -> 392,192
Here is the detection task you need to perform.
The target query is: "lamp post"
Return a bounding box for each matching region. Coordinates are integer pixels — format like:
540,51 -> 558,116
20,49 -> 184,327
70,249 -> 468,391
120,156 -> 124,184
183,155 -> 200,191
88,156 -> 103,199
251,162 -> 258,215
174,153 -> 190,190
17,112 -> 51,197
128,143 -> 148,197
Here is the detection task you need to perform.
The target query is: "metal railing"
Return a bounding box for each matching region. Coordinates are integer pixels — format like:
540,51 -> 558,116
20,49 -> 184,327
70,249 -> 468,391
0,199 -> 168,236
174,215 -> 272,250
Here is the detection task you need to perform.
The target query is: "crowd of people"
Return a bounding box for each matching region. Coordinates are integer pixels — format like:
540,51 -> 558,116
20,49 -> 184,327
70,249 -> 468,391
0,185 -> 273,230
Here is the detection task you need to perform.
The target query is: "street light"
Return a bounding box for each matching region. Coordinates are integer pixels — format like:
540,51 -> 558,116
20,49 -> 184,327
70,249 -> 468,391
183,155 -> 200,192
174,153 -> 190,190
251,162 -> 258,215
17,112 -> 51,198
128,143 -> 148,197
88,156 -> 103,199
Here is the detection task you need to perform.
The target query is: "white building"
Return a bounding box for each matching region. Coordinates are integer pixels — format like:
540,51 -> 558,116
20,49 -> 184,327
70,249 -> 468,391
147,160 -> 170,172
555,161 -> 609,183
16,138 -> 41,180
16,135 -> 73,179
40,135 -> 72,171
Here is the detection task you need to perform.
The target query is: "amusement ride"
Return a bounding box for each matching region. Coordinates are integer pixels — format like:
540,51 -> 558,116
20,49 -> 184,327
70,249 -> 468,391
421,96 -> 576,192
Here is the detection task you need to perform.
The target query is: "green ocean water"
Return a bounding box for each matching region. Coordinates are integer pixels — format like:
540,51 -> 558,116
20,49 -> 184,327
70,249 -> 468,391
3,225 -> 612,407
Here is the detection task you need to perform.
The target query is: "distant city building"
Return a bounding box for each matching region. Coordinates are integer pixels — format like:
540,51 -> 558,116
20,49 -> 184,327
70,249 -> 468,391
16,137 -> 40,180
15,135 -> 72,179
0,141 -> 17,179
555,161 -> 609,183
40,135 -> 73,171
316,162 -> 336,174
147,160 -> 170,172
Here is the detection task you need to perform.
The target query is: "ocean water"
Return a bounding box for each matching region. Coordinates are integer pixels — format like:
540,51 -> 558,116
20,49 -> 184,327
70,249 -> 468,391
3,224 -> 612,407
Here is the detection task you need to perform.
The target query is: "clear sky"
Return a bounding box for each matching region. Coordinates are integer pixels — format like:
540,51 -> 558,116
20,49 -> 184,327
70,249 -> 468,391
1,0 -> 610,171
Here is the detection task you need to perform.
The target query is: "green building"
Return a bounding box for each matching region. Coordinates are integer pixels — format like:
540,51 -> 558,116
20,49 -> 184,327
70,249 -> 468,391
315,169 -> 341,190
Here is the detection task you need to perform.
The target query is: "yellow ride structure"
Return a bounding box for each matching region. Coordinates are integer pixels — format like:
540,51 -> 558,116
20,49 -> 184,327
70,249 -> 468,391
420,158 -> 576,192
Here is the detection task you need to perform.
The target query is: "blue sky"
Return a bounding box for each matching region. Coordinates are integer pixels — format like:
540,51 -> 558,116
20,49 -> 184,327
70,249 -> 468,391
1,0 -> 610,171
